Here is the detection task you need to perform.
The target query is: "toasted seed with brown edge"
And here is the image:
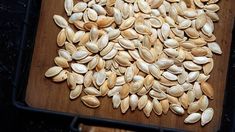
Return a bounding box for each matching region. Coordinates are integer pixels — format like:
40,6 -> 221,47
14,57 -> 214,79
57,29 -> 66,47
160,99 -> 169,114
121,96 -> 130,113
81,95 -> 100,108
54,57 -> 69,68
52,70 -> 68,82
143,100 -> 153,117
67,72 -> 76,90
201,81 -> 214,99
107,72 -> 117,88
100,80 -> 109,96
153,98 -> 163,116
138,95 -> 148,110
120,83 -> 130,99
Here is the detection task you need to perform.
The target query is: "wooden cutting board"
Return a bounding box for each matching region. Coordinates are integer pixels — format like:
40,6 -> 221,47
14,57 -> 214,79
26,0 -> 235,131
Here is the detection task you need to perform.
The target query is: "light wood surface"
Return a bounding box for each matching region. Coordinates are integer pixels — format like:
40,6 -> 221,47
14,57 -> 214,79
26,0 -> 235,131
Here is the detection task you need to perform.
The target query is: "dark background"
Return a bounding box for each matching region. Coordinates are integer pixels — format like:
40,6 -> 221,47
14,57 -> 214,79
0,0 -> 72,131
0,0 -> 235,132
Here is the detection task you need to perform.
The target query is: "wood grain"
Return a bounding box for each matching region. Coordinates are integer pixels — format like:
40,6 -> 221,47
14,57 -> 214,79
79,124 -> 132,132
26,0 -> 235,131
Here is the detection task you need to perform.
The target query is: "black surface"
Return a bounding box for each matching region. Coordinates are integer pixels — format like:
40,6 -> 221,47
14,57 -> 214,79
219,21 -> 235,132
1,0 -> 235,132
0,0 -> 71,131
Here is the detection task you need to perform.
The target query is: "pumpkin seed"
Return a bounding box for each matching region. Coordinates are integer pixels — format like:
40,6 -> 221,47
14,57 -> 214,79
70,85 -> 83,99
112,94 -> 121,108
130,94 -> 138,111
201,108 -> 214,126
81,95 -> 100,108
45,66 -> 63,77
121,96 -> 130,113
184,113 -> 201,124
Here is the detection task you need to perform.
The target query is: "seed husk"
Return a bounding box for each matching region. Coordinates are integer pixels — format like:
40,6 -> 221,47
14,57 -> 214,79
130,80 -> 144,94
191,47 -> 208,56
54,57 -> 69,68
112,94 -> 121,108
170,104 -> 185,115
167,94 -> 180,105
124,66 -> 134,83
179,93 -> 189,109
100,80 -> 109,96
67,72 -> 76,90
193,82 -> 203,99
57,29 -> 66,47
84,71 -> 93,88
149,64 -> 161,79
196,14 -> 207,29
149,90 -> 167,100
69,13 -> 83,24
98,33 -> 109,51
81,95 -> 100,108
121,29 -> 139,40
45,66 -> 63,78
92,4 -> 107,15
84,87 -> 101,96
107,72 -> 117,88
208,42 -> 222,54
73,2 -> 87,13
138,95 -> 148,110
119,17 -> 136,30
162,71 -> 178,81
129,94 -> 138,111
71,63 -> 88,74
143,100 -> 153,117
72,72 -> 84,85
64,0 -> 73,16
184,113 -> 201,124
201,108 -> 214,126
96,69 -> 106,86
53,15 -> 68,28
144,75 -> 154,89
87,8 -> 98,21
70,85 -> 83,99
52,70 -> 68,82
97,16 -> 114,28
153,98 -> 163,115
188,101 -> 200,114
160,99 -> 169,114
120,83 -> 130,99
121,96 -> 130,113
108,86 -> 122,97
199,95 -> 209,111
183,61 -> 202,71
139,46 -> 155,63
201,81 -> 214,99
118,38 -> 135,50
167,85 -> 184,97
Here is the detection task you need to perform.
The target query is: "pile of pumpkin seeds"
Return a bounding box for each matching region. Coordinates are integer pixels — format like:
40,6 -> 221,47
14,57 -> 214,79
45,0 -> 222,126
